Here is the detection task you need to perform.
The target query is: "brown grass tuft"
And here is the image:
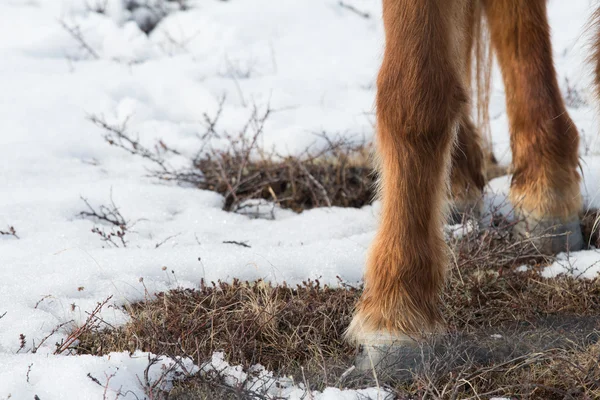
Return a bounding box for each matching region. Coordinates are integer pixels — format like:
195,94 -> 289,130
74,218 -> 600,399
581,209 -> 600,248
90,105 -> 375,216
82,103 -> 600,398
76,279 -> 359,375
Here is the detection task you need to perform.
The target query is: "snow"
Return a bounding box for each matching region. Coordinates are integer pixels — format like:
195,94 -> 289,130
1,0 -> 600,398
0,351 -> 197,399
543,249 -> 600,279
202,352 -> 393,400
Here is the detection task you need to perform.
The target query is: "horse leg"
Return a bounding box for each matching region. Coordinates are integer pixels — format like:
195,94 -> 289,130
482,0 -> 583,253
347,0 -> 470,368
451,116 -> 486,221
592,8 -> 600,110
450,0 -> 487,222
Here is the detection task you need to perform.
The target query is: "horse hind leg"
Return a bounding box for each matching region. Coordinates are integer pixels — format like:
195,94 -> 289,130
449,0 -> 487,224
592,7 -> 600,118
347,0 -> 470,372
450,113 -> 486,223
482,0 -> 583,253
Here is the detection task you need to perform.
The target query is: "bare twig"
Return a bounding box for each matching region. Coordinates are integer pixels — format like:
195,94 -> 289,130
89,115 -> 170,172
54,296 -> 113,355
79,194 -> 137,248
222,240 -> 251,248
26,363 -> 33,383
0,225 -> 19,239
338,1 -> 370,19
155,233 -> 182,249
31,320 -> 73,354
297,162 -> 332,208
85,0 -> 108,14
58,19 -> 99,59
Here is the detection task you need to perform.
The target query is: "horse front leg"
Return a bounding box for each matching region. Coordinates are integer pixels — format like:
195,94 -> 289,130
347,0 -> 470,372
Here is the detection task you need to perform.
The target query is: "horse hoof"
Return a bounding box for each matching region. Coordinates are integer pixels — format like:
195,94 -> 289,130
354,344 -> 423,382
513,216 -> 583,254
351,334 -> 429,382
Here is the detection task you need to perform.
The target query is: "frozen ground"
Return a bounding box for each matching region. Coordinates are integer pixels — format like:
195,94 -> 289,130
0,0 -> 599,398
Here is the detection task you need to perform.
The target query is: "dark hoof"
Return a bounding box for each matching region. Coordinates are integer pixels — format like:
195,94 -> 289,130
514,216 -> 583,254
349,319 -> 600,385
353,341 -> 430,382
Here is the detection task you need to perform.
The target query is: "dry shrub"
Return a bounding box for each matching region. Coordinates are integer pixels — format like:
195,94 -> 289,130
581,209 -> 600,248
193,135 -> 374,213
394,332 -> 600,399
90,104 -> 375,215
74,219 -> 600,399
76,279 -> 359,377
84,103 -> 600,398
444,221 -> 597,332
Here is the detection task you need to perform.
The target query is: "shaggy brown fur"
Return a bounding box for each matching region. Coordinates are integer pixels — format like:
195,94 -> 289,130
450,0 -> 486,217
450,113 -> 486,217
591,7 -> 600,111
347,0 -> 471,341
483,0 -> 581,220
348,0 -> 587,344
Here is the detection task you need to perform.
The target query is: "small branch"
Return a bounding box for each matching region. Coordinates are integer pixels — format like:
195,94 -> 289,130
54,296 -> 113,355
87,372 -> 102,386
79,194 -> 133,248
34,295 -> 52,309
0,225 -> 19,239
298,162 -> 332,207
155,233 -> 182,249
198,96 -> 226,141
26,363 -> 33,383
58,19 -> 100,59
89,115 -> 170,172
32,320 -> 73,354
222,240 -> 251,248
338,1 -> 370,19
138,354 -> 182,399
17,334 -> 26,353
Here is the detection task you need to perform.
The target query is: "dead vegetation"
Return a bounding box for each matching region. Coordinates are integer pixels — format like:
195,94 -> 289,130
81,101 -> 600,398
89,101 -> 375,216
76,279 -> 357,376
78,194 -> 138,248
581,208 -> 600,249
0,225 -> 19,239
73,217 -> 600,399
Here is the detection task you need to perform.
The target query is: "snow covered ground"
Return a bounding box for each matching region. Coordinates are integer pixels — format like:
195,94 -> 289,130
1,0 -> 600,398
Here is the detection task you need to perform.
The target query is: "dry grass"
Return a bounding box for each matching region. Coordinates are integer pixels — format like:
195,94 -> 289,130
90,104 -> 376,216
76,279 -> 358,374
84,105 -> 600,398
74,217 -> 600,399
581,209 -> 600,249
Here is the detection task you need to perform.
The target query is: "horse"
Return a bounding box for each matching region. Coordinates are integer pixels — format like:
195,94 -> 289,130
345,0 -> 597,367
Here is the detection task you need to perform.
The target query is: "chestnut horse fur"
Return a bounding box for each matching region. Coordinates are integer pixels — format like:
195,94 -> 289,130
347,0 -> 592,352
